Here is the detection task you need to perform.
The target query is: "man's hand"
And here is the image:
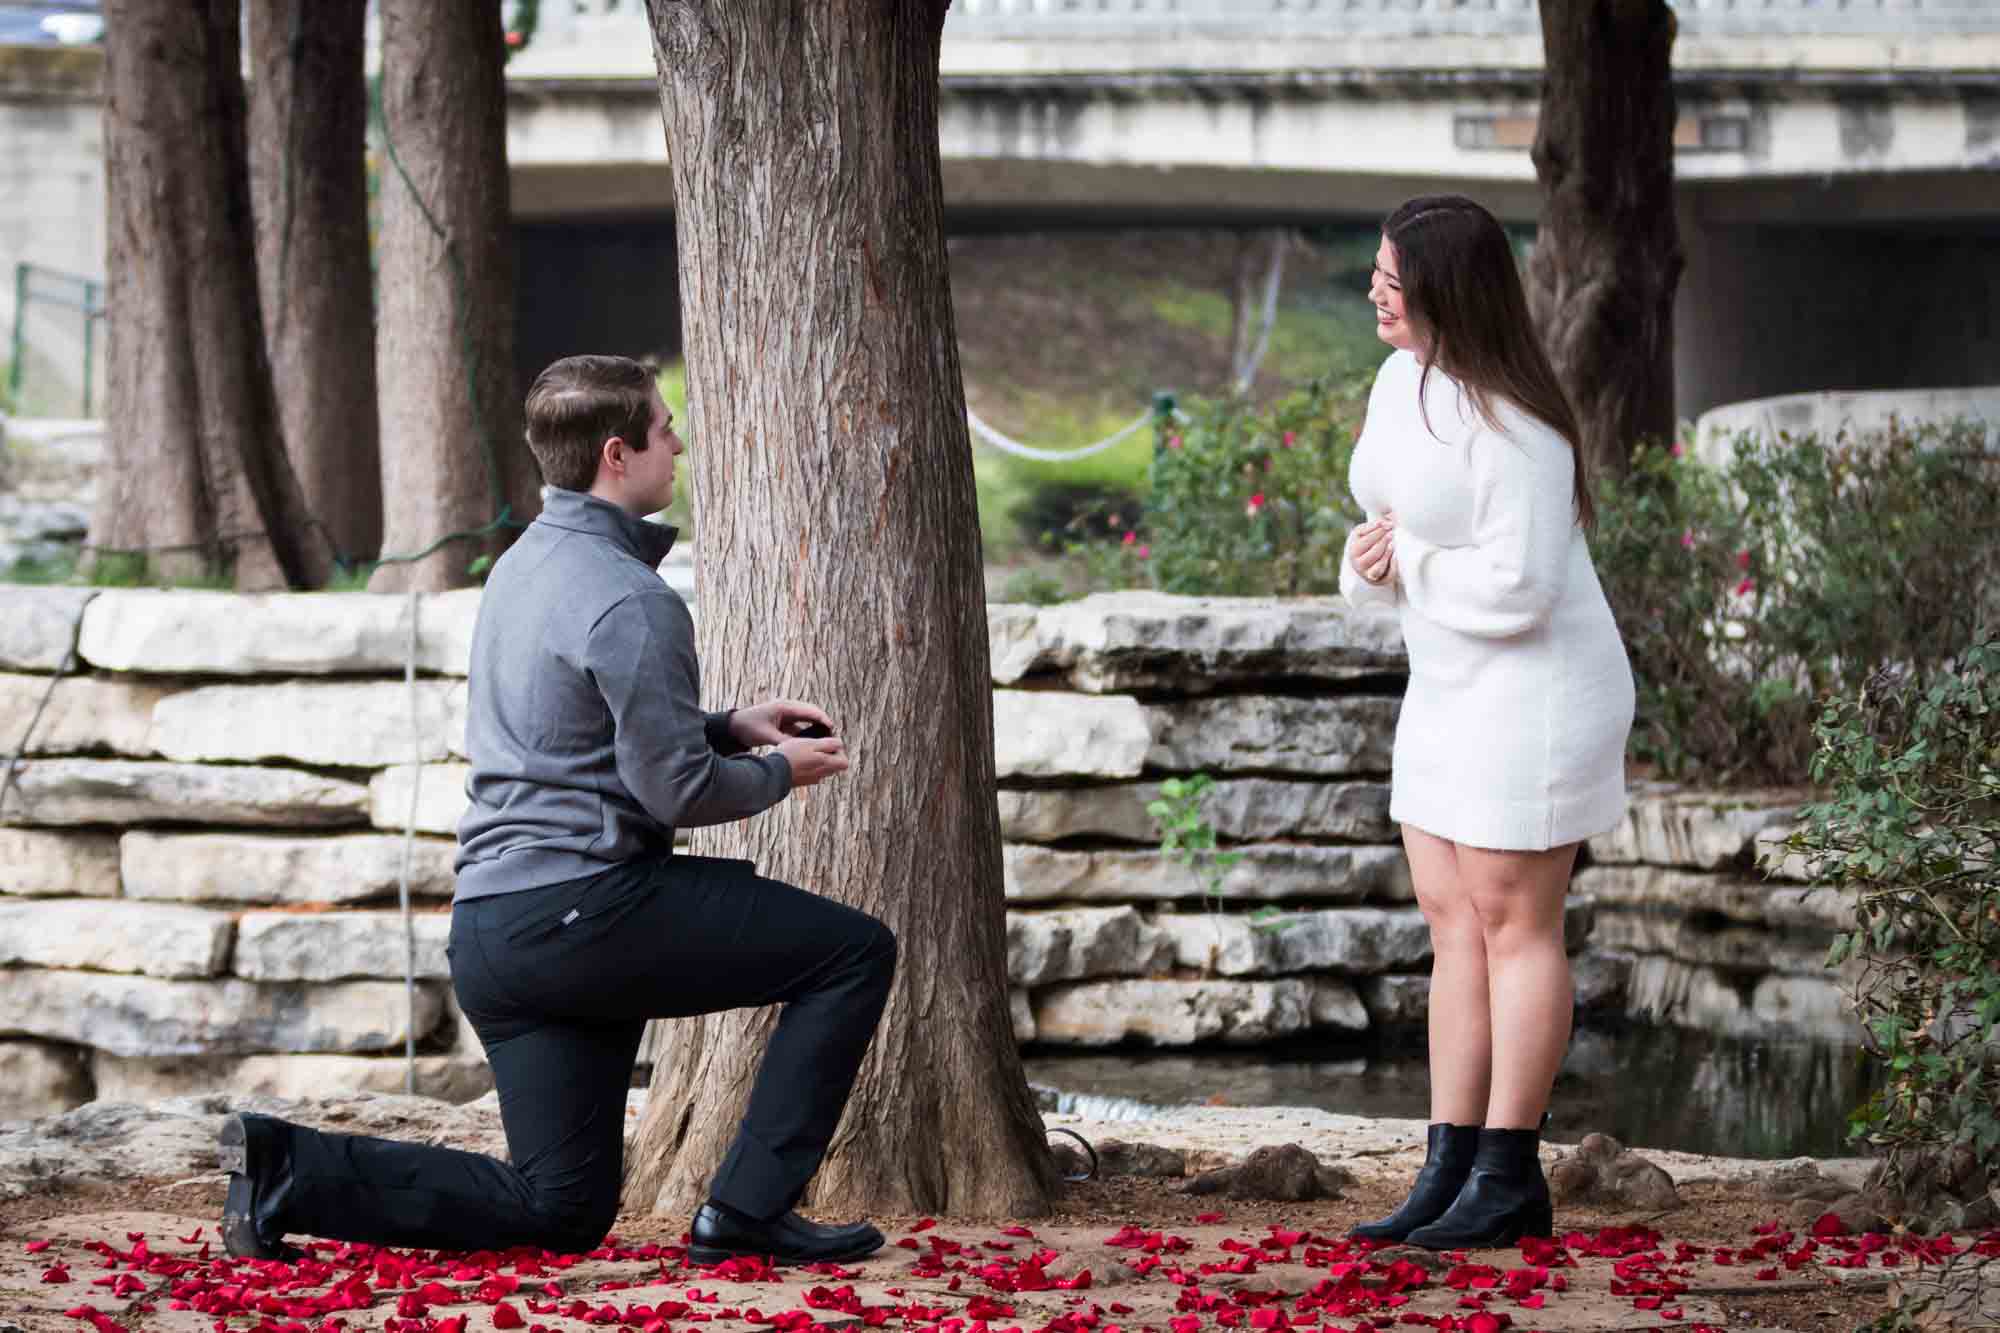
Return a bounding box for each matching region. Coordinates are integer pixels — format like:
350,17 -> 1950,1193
729,700 -> 835,748
777,737 -> 848,788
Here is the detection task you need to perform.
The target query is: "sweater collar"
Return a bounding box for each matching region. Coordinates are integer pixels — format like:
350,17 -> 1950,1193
536,487 -> 679,566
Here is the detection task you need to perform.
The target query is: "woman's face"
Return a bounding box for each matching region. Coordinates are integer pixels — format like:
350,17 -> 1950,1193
1369,235 -> 1420,354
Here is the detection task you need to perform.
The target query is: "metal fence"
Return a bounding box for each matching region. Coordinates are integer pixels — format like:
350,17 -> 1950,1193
941,0 -> 1997,34
7,263 -> 104,417
522,0 -> 1997,58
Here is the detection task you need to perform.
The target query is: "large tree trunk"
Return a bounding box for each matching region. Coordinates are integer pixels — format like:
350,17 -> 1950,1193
94,0 -> 328,590
1527,0 -> 1684,478
246,0 -> 382,568
625,0 -> 1056,1221
368,0 -> 538,594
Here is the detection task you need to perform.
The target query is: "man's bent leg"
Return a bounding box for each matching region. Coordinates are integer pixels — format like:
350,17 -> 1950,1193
249,1015 -> 640,1254
254,1012 -> 636,1248
419,858 -> 896,1235
225,880 -> 650,1256
701,875 -> 897,1221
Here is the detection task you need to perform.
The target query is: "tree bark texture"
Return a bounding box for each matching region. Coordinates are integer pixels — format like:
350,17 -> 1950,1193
626,0 -> 1057,1221
247,0 -> 382,566
368,0 -> 538,593
1527,0 -> 1684,477
95,0 -> 328,590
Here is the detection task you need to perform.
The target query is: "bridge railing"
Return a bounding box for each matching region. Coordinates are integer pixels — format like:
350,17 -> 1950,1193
942,0 -> 1994,35
518,0 -> 1997,53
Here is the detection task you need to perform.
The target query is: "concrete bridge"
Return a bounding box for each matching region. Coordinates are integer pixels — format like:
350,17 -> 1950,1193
2,4 -> 1993,421
505,0 -> 2000,419
508,0 -> 1999,227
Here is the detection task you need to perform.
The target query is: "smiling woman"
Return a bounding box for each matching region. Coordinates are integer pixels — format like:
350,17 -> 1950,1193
1337,193 -> 1636,1251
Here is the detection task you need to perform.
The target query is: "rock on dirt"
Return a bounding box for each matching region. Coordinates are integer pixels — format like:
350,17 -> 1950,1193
1549,1132 -> 1683,1212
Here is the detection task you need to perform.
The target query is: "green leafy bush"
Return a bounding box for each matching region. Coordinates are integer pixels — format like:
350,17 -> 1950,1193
1143,375 -> 1369,597
1007,478 -> 1144,553
1593,421 -> 2000,785
1796,634 -> 2000,1224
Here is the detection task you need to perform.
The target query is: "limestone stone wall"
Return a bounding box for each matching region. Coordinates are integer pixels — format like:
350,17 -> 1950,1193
0,585 -> 1851,1123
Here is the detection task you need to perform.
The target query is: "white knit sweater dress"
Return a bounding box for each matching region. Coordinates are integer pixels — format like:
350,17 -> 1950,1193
1340,350 -> 1635,851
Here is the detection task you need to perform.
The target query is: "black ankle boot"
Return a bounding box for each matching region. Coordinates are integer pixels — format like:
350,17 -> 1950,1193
1403,1127 -> 1553,1250
1349,1123 -> 1480,1243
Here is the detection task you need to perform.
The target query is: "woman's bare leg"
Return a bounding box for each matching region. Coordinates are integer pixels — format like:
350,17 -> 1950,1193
1457,841 -> 1578,1129
1403,825 -> 1488,1125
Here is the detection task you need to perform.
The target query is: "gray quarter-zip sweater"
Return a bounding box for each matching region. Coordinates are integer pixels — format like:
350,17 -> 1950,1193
453,487 -> 791,902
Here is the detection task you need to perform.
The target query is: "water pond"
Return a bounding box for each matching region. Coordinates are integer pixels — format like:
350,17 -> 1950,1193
1026,1023 -> 1882,1160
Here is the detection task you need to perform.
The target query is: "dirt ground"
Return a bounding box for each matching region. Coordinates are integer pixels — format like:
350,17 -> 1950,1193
2,1161 -> 1963,1333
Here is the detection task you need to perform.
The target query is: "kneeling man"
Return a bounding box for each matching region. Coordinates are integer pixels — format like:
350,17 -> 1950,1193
219,354 -> 894,1265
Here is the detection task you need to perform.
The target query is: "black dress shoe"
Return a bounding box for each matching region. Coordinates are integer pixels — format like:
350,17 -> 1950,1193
1350,1122 -> 1480,1243
1404,1127 -> 1553,1250
218,1112 -> 304,1262
688,1202 -> 884,1265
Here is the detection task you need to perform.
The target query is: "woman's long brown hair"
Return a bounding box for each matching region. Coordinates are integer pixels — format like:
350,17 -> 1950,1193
1383,194 -> 1594,528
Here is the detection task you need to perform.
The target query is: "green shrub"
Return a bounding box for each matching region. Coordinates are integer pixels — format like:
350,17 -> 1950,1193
1007,478 -> 1144,552
998,567 -> 1068,607
1593,421 -> 2000,785
1143,375 -> 1369,597
1797,633 -> 2000,1220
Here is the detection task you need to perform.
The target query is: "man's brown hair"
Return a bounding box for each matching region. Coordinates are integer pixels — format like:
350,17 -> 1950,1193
523,354 -> 656,492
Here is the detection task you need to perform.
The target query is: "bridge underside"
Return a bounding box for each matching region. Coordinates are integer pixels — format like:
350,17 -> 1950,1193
514,158 -> 1997,424
507,65 -> 1998,423
513,158 -> 1554,229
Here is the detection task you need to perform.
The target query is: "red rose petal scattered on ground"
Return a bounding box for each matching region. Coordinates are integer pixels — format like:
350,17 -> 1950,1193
1195,1214 -> 1225,1225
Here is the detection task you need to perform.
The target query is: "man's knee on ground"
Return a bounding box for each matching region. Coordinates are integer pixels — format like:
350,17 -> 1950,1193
535,1191 -> 621,1256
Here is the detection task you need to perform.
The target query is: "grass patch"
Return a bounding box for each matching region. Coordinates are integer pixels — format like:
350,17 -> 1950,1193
1,548 -> 78,585
969,391 -> 1158,560
1145,277 -> 1384,387
643,231 -> 1389,565
651,360 -> 696,534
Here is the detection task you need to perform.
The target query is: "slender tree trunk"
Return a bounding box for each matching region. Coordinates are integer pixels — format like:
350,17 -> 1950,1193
247,0 -> 382,567
1231,230 -> 1288,395
94,0 -> 328,590
1227,234 -> 1259,387
1527,0 -> 1684,477
368,0 -> 538,594
625,0 -> 1056,1221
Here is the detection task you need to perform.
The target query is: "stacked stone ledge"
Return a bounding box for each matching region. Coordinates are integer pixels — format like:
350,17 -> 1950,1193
0,587 -> 477,1123
1577,783 -> 1858,1046
0,586 -> 1850,1122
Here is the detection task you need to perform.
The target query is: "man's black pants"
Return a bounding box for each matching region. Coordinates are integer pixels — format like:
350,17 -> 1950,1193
256,853 -> 897,1254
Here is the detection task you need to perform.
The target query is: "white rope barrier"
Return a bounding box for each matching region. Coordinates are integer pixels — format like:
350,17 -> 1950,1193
965,404 -> 1191,463
396,588 -> 422,1097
